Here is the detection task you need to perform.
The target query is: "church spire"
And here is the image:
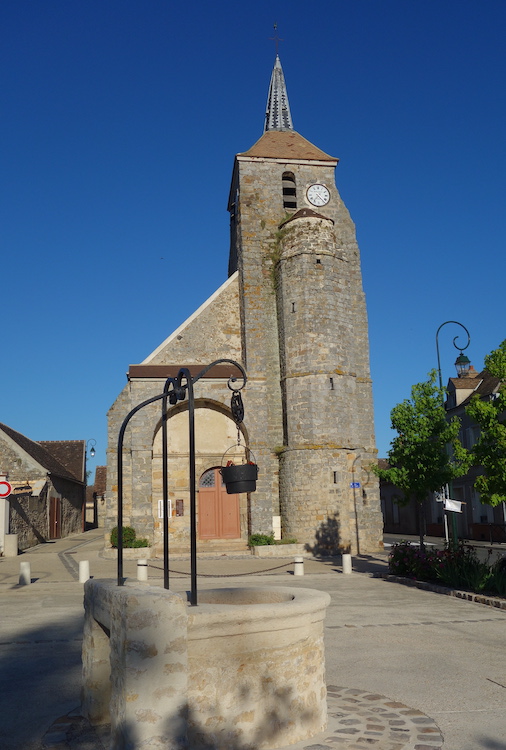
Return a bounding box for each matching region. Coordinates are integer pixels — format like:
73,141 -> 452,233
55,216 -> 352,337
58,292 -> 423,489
264,54 -> 293,132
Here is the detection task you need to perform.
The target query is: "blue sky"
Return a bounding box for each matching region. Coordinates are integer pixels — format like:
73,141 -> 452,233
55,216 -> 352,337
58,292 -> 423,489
1,1 -> 505,477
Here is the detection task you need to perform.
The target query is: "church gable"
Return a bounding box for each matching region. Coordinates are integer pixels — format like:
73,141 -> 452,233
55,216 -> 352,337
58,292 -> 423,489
141,272 -> 241,366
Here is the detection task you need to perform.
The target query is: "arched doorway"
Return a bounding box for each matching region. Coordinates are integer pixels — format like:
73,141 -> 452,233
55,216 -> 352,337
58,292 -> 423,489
198,467 -> 240,539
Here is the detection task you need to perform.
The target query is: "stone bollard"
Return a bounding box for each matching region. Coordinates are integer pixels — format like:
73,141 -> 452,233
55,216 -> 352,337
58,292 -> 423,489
79,560 -> 90,583
137,559 -> 149,581
342,553 -> 352,574
19,561 -> 31,585
293,555 -> 304,576
4,534 -> 18,557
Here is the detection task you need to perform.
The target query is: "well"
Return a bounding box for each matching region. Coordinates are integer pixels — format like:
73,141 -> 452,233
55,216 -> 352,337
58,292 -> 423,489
82,581 -> 330,750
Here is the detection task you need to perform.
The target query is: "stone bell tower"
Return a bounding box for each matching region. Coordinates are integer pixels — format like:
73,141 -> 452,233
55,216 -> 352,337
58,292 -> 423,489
228,55 -> 382,553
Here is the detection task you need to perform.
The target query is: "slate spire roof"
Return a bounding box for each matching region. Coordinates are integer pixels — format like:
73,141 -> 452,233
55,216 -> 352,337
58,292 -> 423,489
264,54 -> 293,132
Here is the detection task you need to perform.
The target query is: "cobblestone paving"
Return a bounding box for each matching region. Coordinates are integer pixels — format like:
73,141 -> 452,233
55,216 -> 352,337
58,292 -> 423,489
41,687 -> 443,749
295,686 -> 444,750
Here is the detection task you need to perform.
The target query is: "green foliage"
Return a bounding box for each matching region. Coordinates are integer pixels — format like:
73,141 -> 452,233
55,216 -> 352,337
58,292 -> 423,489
249,533 -> 275,546
466,339 -> 506,506
110,526 -> 149,548
373,370 -> 470,507
130,537 -> 150,548
389,541 -> 506,597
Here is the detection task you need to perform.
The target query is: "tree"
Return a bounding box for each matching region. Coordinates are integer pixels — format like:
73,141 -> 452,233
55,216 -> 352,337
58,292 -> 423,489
374,370 -> 470,548
466,339 -> 506,506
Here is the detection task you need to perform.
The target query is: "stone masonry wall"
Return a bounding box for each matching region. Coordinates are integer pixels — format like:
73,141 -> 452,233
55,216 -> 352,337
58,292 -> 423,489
274,205 -> 381,553
233,157 -> 382,551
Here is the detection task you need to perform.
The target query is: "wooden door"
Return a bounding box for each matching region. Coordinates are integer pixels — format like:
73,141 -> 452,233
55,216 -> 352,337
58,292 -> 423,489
49,496 -> 61,539
198,468 -> 240,539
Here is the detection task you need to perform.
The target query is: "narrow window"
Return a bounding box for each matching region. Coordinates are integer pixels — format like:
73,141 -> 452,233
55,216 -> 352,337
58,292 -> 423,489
291,302 -> 296,313
330,377 -> 334,390
333,471 -> 339,484
282,172 -> 297,211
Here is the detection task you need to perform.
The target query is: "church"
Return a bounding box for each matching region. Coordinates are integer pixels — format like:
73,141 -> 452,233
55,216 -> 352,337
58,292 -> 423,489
105,55 -> 383,556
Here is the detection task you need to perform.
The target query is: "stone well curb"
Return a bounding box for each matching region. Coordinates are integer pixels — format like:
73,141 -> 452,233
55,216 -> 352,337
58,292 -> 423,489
382,573 -> 506,610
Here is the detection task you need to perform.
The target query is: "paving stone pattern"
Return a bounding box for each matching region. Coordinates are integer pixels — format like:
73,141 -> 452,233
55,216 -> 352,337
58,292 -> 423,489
41,687 -> 443,750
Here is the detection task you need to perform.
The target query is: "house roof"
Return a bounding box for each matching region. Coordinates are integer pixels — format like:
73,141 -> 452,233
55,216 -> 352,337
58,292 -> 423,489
39,440 -> 85,482
0,423 -> 85,483
238,130 -> 337,162
447,369 -> 502,408
93,466 -> 107,496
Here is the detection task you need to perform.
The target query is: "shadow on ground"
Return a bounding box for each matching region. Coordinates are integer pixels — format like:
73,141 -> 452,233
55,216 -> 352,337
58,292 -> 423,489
0,614 -> 84,750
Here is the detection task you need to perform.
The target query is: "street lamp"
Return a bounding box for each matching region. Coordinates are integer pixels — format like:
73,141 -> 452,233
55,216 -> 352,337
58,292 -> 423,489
435,321 -> 470,546
436,321 -> 471,391
86,439 -> 96,458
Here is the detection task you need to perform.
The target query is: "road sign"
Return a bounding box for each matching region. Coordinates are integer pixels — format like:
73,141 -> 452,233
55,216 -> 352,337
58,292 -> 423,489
350,482 -> 361,489
0,480 -> 12,498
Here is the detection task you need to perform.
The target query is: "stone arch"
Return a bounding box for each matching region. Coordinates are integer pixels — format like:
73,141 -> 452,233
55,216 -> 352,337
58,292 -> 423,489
151,399 -> 250,553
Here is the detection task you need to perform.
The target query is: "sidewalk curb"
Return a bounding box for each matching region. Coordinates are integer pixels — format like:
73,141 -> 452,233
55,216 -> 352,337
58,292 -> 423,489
383,573 -> 506,609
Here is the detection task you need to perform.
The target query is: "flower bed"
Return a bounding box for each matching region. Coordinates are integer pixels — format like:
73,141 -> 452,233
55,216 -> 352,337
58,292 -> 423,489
389,541 -> 506,598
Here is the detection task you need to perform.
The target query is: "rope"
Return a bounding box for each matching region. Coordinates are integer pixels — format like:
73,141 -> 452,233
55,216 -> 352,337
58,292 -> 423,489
146,561 -> 294,577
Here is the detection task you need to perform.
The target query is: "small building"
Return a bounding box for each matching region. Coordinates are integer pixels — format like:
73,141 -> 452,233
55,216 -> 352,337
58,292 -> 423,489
0,422 -> 86,552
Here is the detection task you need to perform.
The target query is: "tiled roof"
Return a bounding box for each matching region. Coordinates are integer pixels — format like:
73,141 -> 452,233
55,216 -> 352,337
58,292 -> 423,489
39,440 -> 85,482
282,207 -> 334,225
377,459 -> 391,470
94,466 -> 107,496
238,130 -> 337,162
447,369 -> 501,407
0,423 -> 83,483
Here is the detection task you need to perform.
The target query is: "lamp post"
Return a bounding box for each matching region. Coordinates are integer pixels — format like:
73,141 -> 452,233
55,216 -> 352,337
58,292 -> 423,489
86,439 -> 96,458
348,453 -> 361,555
435,321 -> 471,546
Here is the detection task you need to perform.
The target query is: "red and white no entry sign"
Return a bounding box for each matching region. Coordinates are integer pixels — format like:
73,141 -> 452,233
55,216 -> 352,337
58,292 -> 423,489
0,481 -> 12,498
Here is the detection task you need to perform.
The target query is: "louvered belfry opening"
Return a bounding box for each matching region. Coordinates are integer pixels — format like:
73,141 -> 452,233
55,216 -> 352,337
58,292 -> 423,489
282,171 -> 297,211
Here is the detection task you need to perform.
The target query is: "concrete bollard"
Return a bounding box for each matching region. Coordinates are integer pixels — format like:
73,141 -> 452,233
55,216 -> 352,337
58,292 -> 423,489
4,534 -> 18,557
293,555 -> 304,576
137,559 -> 149,581
79,560 -> 90,583
19,561 -> 31,585
342,553 -> 352,574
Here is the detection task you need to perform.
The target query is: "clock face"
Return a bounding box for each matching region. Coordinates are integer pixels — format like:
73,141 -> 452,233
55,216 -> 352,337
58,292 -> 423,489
306,184 -> 330,207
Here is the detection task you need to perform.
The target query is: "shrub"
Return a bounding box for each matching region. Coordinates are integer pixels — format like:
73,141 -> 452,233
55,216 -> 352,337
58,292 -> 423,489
249,533 -> 275,546
110,526 -> 149,548
389,541 -> 506,597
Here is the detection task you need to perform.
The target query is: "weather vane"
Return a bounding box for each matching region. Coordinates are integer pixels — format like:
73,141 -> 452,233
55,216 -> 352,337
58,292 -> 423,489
269,22 -> 283,54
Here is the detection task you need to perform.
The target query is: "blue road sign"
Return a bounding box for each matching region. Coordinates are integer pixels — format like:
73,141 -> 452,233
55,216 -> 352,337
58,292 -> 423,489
350,482 -> 360,489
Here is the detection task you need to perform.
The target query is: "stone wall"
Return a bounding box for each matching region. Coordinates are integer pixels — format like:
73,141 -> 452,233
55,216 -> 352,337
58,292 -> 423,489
231,157 -> 382,553
8,491 -> 48,550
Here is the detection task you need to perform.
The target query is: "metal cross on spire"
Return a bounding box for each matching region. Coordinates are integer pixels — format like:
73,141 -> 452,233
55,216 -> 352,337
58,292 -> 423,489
264,26 -> 293,132
269,22 -> 283,54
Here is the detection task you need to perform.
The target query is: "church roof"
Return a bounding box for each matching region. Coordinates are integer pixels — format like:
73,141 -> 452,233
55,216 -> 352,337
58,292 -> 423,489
264,54 -> 293,132
239,129 -> 337,162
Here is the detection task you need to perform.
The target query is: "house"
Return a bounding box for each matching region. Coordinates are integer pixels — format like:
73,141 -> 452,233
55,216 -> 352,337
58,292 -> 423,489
381,364 -> 506,542
445,366 -> 506,542
86,465 -> 107,529
0,422 -> 86,552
